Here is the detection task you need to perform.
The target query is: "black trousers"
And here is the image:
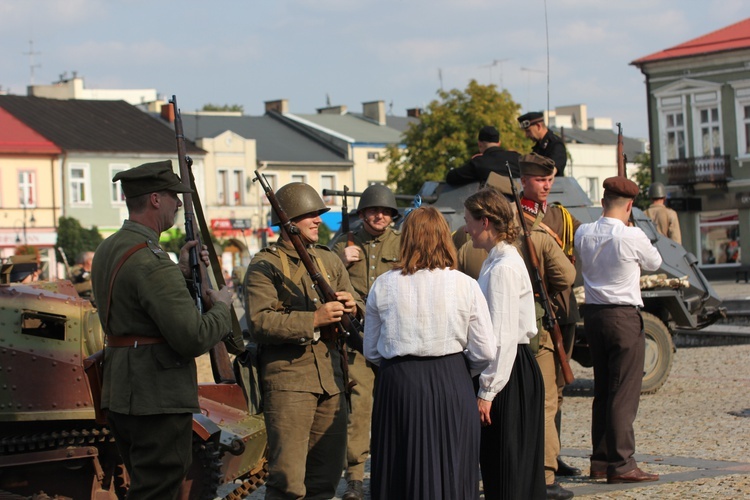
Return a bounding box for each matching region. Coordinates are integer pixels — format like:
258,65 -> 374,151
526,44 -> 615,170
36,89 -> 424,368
107,411 -> 193,500
584,305 -> 644,476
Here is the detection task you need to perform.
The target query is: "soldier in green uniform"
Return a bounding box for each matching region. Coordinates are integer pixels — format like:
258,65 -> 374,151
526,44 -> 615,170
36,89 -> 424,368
69,251 -> 95,304
245,182 -> 363,500
330,184 -> 401,500
90,160 -> 234,500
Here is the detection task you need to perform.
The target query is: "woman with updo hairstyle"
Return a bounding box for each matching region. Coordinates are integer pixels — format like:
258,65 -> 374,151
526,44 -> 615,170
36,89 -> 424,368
364,206 -> 495,500
463,187 -> 546,500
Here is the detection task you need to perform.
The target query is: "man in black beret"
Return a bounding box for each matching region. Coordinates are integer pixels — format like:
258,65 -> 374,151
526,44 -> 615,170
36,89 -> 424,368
92,159 -> 235,498
445,125 -> 520,185
518,112 -> 567,177
574,176 -> 662,485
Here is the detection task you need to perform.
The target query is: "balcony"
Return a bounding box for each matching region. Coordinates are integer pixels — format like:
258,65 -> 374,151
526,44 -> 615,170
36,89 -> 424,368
666,155 -> 731,187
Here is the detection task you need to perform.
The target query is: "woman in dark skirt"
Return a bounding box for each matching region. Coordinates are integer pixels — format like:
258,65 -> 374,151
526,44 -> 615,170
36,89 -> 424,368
364,206 -> 495,500
464,188 -> 546,500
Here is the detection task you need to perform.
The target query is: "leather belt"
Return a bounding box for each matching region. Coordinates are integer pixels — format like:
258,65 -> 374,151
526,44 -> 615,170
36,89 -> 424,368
106,335 -> 166,348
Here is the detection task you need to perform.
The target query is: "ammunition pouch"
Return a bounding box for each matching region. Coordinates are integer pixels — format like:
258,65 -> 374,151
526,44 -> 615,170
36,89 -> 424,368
233,343 -> 264,415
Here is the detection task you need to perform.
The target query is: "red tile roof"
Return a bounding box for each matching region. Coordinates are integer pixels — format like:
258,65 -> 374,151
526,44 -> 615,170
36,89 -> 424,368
0,107 -> 61,154
632,17 -> 750,66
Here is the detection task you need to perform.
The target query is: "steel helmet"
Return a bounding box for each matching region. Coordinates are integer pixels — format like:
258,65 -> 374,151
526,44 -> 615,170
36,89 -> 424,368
648,182 -> 666,199
357,184 -> 400,219
271,182 -> 330,226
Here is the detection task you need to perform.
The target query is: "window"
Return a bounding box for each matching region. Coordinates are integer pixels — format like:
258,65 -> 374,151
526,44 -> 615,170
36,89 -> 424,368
699,210 -> 740,266
367,151 -> 378,162
733,82 -> 750,158
321,174 -> 336,204
233,170 -> 244,206
698,106 -> 721,156
291,174 -> 307,184
69,163 -> 91,205
261,173 -> 277,205
217,170 -> 228,205
744,104 -> 750,155
110,164 -> 128,205
665,111 -> 686,160
18,170 -> 36,208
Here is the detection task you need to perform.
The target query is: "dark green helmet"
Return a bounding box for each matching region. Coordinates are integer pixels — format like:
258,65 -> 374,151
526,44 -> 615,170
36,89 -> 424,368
648,182 -> 666,199
357,184 -> 399,218
271,182 -> 330,226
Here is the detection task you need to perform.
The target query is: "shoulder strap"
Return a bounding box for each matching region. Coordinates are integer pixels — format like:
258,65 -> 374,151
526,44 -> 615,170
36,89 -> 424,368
104,242 -> 148,335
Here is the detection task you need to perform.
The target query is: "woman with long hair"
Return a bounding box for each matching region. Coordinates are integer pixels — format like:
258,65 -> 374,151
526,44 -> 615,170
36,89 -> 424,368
464,187 -> 546,500
364,206 -> 495,500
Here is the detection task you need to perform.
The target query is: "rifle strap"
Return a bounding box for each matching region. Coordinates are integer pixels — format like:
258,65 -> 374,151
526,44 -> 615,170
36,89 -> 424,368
104,242 -> 149,336
278,246 -> 329,289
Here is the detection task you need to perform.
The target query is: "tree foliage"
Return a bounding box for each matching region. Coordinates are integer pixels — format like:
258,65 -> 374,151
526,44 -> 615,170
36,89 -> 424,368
632,151 -> 652,211
385,80 -> 530,194
202,103 -> 244,113
56,217 -> 103,265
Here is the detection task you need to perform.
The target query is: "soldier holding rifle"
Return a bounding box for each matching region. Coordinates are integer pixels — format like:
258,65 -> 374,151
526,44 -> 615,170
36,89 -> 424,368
330,184 -> 401,500
91,161 -> 233,499
245,180 -> 363,500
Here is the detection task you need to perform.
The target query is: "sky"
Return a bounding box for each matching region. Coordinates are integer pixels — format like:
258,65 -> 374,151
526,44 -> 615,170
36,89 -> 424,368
0,0 -> 748,141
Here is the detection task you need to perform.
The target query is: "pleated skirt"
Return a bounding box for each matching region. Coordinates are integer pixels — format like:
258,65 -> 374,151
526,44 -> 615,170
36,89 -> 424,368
370,352 -> 480,500
479,343 -> 546,500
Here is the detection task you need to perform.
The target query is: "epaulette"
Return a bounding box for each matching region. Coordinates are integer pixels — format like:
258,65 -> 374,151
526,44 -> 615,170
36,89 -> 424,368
314,244 -> 332,252
390,228 -> 401,235
146,239 -> 167,257
258,246 -> 279,255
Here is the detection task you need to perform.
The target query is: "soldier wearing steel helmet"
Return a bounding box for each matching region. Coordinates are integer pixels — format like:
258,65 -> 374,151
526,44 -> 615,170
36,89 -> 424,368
244,181 -> 363,500
644,182 -> 682,244
330,183 -> 401,500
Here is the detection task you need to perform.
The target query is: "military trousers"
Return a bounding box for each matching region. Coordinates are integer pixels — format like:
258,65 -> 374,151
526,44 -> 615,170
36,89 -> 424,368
263,389 -> 347,500
107,411 -> 193,500
555,323 -> 577,438
584,305 -> 645,477
535,346 -> 560,484
345,350 -> 376,482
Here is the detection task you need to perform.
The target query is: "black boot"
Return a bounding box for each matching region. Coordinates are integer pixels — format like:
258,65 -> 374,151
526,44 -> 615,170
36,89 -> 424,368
547,482 -> 574,499
556,457 -> 582,477
342,480 -> 364,500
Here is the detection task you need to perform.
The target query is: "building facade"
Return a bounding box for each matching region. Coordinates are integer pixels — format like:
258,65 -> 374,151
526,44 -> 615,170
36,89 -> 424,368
632,18 -> 750,271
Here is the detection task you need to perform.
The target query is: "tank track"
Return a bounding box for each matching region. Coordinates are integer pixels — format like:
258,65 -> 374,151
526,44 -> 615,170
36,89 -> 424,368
221,458 -> 269,500
0,426 -> 115,454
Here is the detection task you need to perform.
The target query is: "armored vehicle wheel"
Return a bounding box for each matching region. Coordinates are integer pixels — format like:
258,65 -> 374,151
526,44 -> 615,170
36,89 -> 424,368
640,311 -> 674,395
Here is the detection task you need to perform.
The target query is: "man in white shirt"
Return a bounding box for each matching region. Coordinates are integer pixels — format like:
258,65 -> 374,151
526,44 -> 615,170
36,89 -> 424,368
575,176 -> 662,485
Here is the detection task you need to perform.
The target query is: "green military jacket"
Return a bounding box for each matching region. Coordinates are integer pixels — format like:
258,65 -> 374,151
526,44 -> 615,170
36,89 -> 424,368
91,220 -> 232,415
330,227 -> 401,300
245,239 -> 363,396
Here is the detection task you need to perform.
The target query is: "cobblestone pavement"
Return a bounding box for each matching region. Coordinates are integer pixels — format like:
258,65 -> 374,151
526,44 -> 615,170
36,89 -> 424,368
217,342 -> 750,499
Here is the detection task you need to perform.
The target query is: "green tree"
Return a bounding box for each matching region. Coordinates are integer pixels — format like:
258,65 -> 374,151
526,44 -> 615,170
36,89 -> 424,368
202,103 -> 244,113
56,217 -> 103,265
385,80 -> 529,194
632,151 -> 652,211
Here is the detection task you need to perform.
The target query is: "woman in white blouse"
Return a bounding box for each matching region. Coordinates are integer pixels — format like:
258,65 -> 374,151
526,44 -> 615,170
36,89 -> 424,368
364,206 -> 495,500
463,188 -> 546,500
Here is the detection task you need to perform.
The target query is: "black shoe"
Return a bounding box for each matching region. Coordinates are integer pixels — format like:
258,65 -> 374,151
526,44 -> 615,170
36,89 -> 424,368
546,482 -> 574,500
556,457 -> 582,477
342,479 -> 364,500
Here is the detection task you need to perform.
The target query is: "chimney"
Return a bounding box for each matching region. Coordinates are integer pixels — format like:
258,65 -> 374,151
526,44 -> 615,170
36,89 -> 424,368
161,102 -> 175,123
317,105 -> 347,115
363,100 -> 386,125
265,99 -> 289,114
407,108 -> 422,118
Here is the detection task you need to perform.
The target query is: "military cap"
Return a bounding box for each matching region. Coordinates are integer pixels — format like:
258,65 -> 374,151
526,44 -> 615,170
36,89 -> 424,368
603,176 -> 639,199
517,111 -> 545,129
519,153 -> 556,176
112,160 -> 192,198
478,125 -> 500,143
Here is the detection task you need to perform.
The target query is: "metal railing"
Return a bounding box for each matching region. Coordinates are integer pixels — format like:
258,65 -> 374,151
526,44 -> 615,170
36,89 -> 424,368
666,155 -> 731,185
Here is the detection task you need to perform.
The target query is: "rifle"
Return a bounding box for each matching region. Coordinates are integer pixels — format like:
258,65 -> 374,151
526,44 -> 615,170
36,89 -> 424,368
254,170 -> 364,354
616,122 -> 627,177
170,95 -> 237,383
506,162 -> 575,384
341,186 -> 350,234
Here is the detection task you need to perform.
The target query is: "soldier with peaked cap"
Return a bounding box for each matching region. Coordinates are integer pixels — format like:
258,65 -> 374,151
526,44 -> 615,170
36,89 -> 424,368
575,176 -> 662,484
446,125 -> 521,185
644,182 -> 681,244
518,112 -> 567,177
330,183 -> 401,500
91,160 -> 234,499
517,153 -> 577,499
245,181 -> 364,500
